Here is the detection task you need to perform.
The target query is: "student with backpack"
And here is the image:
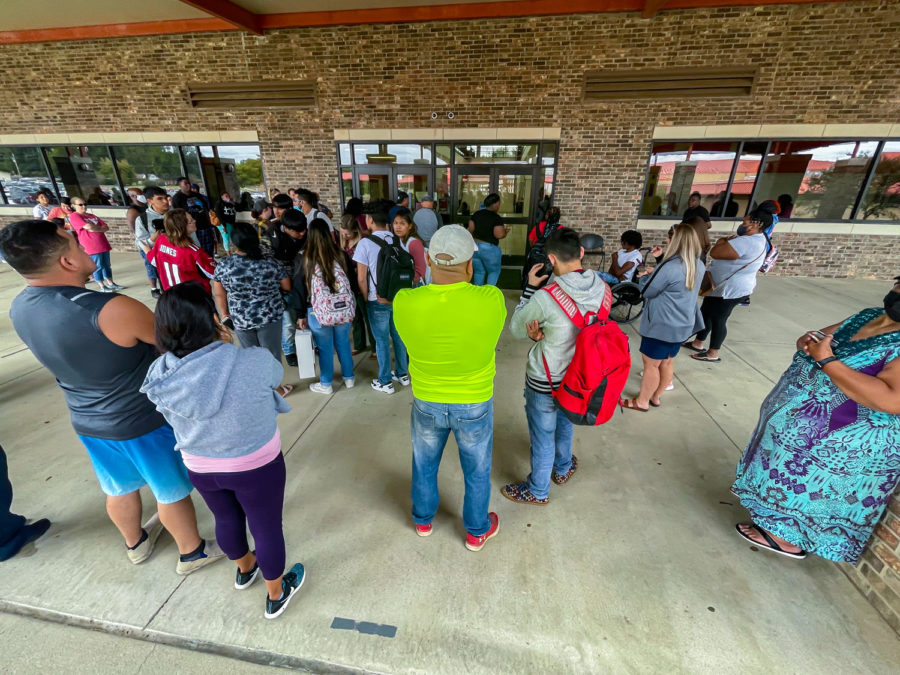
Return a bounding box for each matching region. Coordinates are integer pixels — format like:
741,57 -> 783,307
299,219 -> 356,394
504,228 -> 623,505
352,211 -> 413,395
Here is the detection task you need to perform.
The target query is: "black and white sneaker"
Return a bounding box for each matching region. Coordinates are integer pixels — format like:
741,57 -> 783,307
264,563 -> 306,619
391,371 -> 411,387
235,562 -> 260,590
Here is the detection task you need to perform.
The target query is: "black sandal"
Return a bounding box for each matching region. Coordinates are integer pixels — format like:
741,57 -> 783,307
681,342 -> 703,353
735,523 -> 807,560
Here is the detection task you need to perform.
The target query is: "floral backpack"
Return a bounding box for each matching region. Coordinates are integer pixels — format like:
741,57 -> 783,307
311,262 -> 356,326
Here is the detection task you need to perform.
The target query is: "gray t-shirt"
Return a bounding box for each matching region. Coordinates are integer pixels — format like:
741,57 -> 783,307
413,208 -> 441,245
708,233 -> 766,299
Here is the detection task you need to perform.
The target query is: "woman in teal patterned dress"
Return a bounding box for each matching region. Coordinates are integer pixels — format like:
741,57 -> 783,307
733,279 -> 900,562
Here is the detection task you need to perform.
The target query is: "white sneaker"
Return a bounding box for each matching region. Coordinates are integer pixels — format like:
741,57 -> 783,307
343,377 -> 355,389
371,379 -> 395,394
309,382 -> 333,395
126,512 -> 164,565
392,371 -> 411,386
175,539 -> 226,576
665,382 -> 675,391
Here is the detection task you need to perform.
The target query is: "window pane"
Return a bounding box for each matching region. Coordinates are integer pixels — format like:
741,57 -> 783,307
757,140 -> 878,220
720,141 -> 767,217
180,146 -> 204,192
338,143 -> 351,165
341,167 -> 353,203
45,146 -> 123,205
352,143 -> 431,164
541,142 -> 557,166
454,173 -> 489,222
114,145 -> 183,194
454,144 -> 538,164
358,170 -> 391,202
198,145 -> 215,158
538,168 -> 554,219
639,142 -> 738,217
208,145 -> 263,207
397,172 -> 429,204
856,142 -> 900,221
0,147 -> 55,205
436,144 -> 451,165
435,167 -> 450,216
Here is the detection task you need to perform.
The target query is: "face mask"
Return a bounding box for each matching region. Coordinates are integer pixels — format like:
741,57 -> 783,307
884,290 -> 900,322
136,195 -> 147,204
736,225 -> 749,236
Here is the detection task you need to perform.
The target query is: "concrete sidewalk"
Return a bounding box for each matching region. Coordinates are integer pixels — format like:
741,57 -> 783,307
0,254 -> 897,673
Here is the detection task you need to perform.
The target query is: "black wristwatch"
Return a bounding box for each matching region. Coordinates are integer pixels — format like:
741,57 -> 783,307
816,356 -> 839,370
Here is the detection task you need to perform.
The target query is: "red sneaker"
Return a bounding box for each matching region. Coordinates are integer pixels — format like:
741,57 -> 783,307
415,522 -> 433,537
465,512 -> 499,552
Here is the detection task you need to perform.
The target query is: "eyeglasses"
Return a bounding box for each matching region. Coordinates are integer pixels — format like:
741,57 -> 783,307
72,202 -> 86,207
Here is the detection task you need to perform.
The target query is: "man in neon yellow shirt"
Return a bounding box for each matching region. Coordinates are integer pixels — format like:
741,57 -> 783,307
394,225 -> 507,552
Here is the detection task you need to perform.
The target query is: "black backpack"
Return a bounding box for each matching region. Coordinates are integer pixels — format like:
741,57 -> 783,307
369,235 -> 415,302
522,220 -> 561,289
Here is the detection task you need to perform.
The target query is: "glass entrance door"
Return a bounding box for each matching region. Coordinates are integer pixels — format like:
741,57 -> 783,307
395,167 -> 431,205
355,166 -> 392,203
452,167 -> 537,278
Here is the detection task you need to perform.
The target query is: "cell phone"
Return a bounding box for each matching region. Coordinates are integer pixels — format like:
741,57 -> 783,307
810,331 -> 840,348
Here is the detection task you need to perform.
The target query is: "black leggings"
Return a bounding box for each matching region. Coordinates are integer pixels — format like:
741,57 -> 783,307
695,296 -> 742,350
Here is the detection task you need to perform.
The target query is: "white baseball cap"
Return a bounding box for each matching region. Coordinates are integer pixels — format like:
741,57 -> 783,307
428,224 -> 477,266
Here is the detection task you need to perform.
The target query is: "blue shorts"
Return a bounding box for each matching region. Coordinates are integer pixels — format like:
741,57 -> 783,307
78,424 -> 193,504
640,336 -> 681,360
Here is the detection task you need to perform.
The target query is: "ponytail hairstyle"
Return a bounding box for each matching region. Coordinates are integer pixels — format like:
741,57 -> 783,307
305,219 -> 345,294
545,206 -> 561,225
163,209 -> 193,247
230,222 -> 263,260
664,223 -> 701,290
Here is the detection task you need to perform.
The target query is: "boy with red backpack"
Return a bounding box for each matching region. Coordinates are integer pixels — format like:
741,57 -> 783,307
504,228 -> 628,506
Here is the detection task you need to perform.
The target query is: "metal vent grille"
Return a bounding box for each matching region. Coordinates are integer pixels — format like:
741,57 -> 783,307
186,80 -> 316,109
584,67 -> 756,101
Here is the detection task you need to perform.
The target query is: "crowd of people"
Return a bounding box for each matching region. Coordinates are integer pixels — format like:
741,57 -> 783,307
0,184 -> 897,621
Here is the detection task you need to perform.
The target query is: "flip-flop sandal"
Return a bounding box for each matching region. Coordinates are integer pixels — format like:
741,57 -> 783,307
277,384 -> 294,397
649,399 -> 661,408
691,351 -> 721,363
735,523 -> 807,559
618,397 -> 649,413
681,342 -> 703,352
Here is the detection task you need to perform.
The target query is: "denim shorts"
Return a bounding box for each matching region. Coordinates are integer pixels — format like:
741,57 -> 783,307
78,424 -> 193,503
639,336 -> 681,360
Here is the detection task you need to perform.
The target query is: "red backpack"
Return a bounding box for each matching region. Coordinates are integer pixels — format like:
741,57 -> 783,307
540,283 -> 631,426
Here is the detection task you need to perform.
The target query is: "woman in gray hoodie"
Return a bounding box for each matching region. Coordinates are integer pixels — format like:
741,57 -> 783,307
140,282 -> 305,620
621,223 -> 705,411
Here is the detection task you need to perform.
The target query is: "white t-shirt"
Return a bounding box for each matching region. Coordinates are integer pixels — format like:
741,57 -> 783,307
352,230 -> 395,301
708,233 -> 766,299
615,248 -> 644,282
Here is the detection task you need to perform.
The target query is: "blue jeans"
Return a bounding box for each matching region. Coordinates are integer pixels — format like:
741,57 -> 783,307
366,301 -> 408,386
307,311 -> 355,385
90,252 -> 112,283
598,271 -> 619,285
138,249 -> 158,281
411,398 -> 494,535
524,387 -> 574,499
471,241 -> 502,286
281,309 -> 296,356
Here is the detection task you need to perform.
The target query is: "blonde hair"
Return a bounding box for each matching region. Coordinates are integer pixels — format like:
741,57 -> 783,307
664,223 -> 701,290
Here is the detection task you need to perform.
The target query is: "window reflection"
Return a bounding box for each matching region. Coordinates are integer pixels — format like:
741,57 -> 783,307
454,144 -> 538,164
0,147 -> 55,205
856,142 -> 900,221
45,146 -> 123,205
756,140 -> 878,220
640,142 -> 738,217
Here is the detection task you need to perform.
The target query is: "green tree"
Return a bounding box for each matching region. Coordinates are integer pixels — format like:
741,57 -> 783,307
235,158 -> 263,188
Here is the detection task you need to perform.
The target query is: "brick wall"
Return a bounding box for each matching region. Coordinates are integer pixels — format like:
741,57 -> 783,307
841,485 -> 900,634
1,1 -> 899,630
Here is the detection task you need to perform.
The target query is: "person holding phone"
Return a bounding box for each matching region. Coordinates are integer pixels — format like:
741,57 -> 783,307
731,276 -> 900,563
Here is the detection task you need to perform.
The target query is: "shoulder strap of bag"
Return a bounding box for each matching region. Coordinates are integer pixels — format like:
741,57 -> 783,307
638,255 -> 674,298
542,283 -> 590,329
714,240 -> 767,286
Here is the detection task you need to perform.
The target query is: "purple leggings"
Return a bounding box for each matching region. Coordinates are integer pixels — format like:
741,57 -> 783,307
187,454 -> 286,581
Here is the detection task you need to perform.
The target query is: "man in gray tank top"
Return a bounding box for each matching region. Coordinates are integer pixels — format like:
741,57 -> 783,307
0,220 -> 224,575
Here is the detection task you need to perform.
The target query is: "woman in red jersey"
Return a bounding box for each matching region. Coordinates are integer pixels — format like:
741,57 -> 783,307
148,209 -> 216,293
